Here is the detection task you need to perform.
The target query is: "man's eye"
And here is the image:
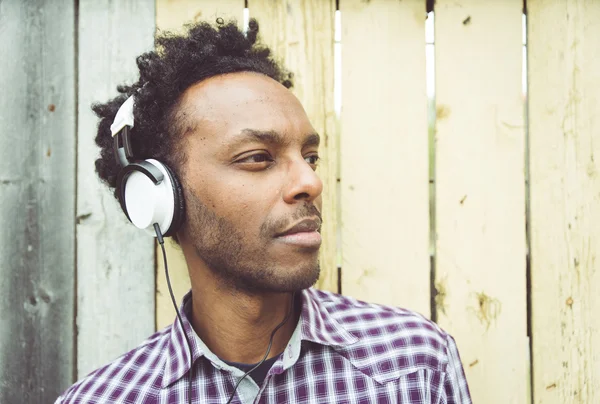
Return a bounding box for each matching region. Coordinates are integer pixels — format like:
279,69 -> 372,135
305,155 -> 320,165
237,153 -> 273,164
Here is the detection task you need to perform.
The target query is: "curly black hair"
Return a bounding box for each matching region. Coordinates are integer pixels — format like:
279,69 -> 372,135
93,18 -> 293,198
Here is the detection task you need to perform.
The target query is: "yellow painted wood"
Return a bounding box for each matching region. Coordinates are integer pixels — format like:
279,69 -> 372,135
340,0 -> 430,313
155,0 -> 245,330
250,0 -> 338,293
157,0 -> 243,32
434,1 -> 529,403
528,1 -> 600,402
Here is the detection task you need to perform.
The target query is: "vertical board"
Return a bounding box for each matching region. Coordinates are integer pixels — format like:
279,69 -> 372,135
157,0 -> 244,32
155,0 -> 245,329
0,1 -> 75,402
434,1 -> 528,403
250,0 -> 338,293
528,1 -> 600,402
340,0 -> 430,313
77,0 -> 156,377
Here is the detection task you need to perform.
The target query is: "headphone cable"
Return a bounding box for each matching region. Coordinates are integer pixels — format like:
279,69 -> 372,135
225,292 -> 295,404
154,223 -> 194,404
154,223 -> 295,404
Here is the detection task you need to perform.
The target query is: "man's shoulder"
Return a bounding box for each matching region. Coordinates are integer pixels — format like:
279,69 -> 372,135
309,288 -> 447,339
308,288 -> 454,382
55,326 -> 172,403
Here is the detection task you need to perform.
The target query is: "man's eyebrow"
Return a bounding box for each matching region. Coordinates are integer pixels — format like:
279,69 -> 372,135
238,129 -> 287,145
304,133 -> 320,147
231,129 -> 321,147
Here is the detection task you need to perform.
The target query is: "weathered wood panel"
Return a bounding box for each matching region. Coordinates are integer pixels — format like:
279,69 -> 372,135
0,1 -> 76,402
434,1 -> 529,402
76,0 -> 156,377
250,0 -> 338,293
528,1 -> 600,402
157,0 -> 244,33
155,0 -> 245,329
340,0 -> 430,313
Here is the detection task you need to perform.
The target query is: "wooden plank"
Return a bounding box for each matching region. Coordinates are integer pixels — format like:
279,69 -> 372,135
434,1 -> 528,403
155,0 -> 245,329
528,1 -> 600,402
340,0 -> 430,313
250,0 -> 338,293
76,0 -> 156,377
157,0 -> 244,33
0,1 -> 75,402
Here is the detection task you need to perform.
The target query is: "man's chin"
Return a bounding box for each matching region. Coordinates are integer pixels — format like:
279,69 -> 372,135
273,263 -> 321,292
231,263 -> 321,294
268,245 -> 321,268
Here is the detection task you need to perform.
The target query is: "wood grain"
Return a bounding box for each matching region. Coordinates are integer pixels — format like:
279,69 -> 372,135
0,1 -> 76,402
76,0 -> 156,377
250,0 -> 338,293
340,0 -> 430,313
528,1 -> 600,402
155,0 -> 245,330
157,0 -> 244,33
434,1 -> 529,402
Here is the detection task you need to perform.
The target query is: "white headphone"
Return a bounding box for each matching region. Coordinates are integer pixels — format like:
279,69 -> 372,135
110,95 -> 185,237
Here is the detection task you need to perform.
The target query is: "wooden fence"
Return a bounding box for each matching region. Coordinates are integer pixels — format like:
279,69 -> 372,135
1,1 -> 598,403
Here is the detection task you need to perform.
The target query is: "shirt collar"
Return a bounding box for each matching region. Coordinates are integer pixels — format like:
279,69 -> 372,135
298,288 -> 359,347
161,288 -> 359,388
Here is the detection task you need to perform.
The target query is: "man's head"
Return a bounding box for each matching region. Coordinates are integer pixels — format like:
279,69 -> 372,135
93,20 -> 322,294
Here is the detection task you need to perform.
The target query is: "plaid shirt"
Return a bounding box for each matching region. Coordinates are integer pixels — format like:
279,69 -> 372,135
56,288 -> 472,403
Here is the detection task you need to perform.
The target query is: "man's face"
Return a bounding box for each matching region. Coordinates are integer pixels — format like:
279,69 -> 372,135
177,72 -> 323,294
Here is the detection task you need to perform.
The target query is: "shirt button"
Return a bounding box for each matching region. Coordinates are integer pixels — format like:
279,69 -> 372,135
288,350 -> 293,358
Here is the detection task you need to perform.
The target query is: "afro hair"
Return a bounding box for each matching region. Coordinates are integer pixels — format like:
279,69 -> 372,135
92,18 -> 293,199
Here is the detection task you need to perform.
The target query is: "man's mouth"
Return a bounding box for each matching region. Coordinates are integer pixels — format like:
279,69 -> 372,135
274,218 -> 322,248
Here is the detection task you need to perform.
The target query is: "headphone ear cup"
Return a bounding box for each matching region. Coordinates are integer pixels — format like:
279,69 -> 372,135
119,159 -> 177,236
116,158 -> 185,237
161,164 -> 185,238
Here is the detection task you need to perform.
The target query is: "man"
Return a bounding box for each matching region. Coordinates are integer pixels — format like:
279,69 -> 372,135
57,19 -> 471,403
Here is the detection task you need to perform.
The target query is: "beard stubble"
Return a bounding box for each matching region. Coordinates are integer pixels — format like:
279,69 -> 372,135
184,190 -> 321,294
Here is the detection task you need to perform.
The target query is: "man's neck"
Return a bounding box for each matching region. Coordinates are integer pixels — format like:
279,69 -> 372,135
188,280 -> 299,364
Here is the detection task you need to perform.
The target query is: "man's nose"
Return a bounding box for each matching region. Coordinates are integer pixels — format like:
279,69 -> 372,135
282,159 -> 323,204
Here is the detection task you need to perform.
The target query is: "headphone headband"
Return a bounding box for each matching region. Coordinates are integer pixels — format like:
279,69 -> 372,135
110,95 -> 135,137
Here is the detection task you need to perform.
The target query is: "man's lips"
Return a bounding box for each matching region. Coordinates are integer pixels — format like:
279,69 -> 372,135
275,218 -> 321,237
274,218 -> 322,248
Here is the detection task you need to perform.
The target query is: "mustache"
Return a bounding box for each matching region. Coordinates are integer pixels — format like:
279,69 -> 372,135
262,204 -> 322,236
291,204 -> 322,222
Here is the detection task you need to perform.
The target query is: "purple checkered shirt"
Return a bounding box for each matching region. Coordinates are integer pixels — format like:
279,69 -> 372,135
56,288 -> 472,403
